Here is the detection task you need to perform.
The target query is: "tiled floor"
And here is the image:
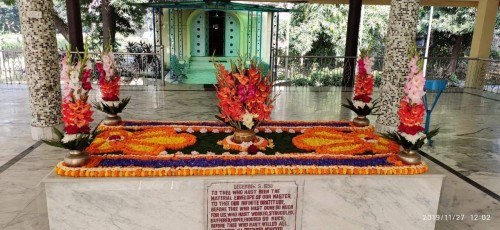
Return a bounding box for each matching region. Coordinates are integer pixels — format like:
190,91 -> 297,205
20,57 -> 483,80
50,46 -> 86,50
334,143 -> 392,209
0,84 -> 498,229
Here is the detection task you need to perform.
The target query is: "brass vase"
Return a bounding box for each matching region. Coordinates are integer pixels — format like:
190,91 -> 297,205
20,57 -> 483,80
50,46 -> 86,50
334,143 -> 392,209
352,116 -> 370,127
103,114 -> 122,126
397,149 -> 421,165
233,129 -> 256,144
64,150 -> 89,167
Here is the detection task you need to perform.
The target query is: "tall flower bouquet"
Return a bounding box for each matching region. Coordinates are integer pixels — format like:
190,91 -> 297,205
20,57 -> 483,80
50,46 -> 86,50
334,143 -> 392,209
342,49 -> 378,126
382,45 -> 439,164
43,47 -> 97,166
93,50 -> 130,125
214,57 -> 277,142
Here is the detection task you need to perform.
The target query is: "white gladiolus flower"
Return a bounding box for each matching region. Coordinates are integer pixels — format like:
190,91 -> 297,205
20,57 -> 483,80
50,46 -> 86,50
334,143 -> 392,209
242,112 -> 257,129
61,134 -> 79,143
399,132 -> 426,144
353,100 -> 372,109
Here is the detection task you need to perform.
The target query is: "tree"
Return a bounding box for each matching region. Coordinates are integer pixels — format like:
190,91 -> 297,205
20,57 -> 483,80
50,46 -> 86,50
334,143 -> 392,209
0,2 -> 20,33
80,0 -> 147,50
418,6 -> 476,61
288,4 -> 349,56
287,4 -> 389,57
359,5 -> 390,56
2,0 -> 147,50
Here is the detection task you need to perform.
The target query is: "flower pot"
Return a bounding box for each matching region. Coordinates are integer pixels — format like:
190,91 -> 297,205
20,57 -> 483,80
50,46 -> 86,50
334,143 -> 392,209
232,129 -> 256,144
352,116 -> 370,127
397,149 -> 421,165
103,114 -> 122,126
64,150 -> 89,167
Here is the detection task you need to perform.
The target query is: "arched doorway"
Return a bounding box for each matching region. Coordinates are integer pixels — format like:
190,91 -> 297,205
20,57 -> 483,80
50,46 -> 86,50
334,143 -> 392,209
190,11 -> 240,57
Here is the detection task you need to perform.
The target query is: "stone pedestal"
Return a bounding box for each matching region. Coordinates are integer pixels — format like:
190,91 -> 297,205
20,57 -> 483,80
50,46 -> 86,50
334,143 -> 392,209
44,172 -> 444,230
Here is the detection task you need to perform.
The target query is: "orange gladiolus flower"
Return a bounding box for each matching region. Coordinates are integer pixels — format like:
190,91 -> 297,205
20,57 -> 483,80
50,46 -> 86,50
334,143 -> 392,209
398,101 -> 425,126
62,100 -> 93,134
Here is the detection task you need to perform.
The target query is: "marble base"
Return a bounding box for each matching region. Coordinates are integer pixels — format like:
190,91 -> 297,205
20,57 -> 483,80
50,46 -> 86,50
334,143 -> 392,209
44,172 -> 444,230
31,124 -> 63,141
374,122 -> 397,133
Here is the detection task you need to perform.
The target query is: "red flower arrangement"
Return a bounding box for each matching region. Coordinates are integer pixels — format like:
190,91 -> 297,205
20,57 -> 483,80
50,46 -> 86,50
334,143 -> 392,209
342,49 -> 378,116
43,47 -> 97,151
214,57 -> 277,130
94,51 -> 130,115
383,44 -> 439,150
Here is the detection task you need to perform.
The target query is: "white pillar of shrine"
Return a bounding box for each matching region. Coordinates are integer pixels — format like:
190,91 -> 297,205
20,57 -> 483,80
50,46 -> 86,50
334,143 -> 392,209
376,0 -> 420,132
18,0 -> 62,140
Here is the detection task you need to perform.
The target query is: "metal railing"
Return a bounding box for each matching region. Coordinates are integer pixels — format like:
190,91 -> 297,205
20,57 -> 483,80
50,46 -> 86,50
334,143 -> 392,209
271,55 -> 500,94
2,50 -> 499,94
0,50 -> 163,86
0,50 -> 25,84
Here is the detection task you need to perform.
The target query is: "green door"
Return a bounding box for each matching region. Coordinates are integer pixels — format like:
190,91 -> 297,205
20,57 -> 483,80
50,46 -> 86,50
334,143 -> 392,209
190,12 -> 208,56
224,14 -> 239,57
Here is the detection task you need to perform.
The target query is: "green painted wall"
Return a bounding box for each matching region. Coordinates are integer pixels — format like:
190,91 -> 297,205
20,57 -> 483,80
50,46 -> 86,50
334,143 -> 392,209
161,9 -> 271,68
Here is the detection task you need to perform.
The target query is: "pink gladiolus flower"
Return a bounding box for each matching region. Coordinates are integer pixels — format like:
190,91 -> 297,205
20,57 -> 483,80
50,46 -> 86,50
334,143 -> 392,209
363,57 -> 374,75
409,57 -> 419,74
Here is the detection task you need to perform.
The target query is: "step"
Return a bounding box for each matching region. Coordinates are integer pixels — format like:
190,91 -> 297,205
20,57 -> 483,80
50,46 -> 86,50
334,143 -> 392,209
189,56 -> 236,62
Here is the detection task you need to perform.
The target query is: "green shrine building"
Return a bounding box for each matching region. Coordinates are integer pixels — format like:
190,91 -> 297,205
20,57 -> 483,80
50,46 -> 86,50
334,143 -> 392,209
137,0 -> 289,84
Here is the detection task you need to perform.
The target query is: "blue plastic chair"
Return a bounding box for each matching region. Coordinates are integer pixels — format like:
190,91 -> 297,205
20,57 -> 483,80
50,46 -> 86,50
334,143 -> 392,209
423,79 -> 447,145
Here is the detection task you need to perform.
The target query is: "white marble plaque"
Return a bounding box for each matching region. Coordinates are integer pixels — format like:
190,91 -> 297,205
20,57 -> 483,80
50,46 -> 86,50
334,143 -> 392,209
207,181 -> 299,230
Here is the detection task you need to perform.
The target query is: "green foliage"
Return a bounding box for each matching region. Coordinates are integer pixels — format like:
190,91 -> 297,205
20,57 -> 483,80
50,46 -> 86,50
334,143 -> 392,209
1,0 -> 15,6
418,7 -> 477,58
291,75 -> 309,86
180,132 -> 308,155
373,71 -> 382,87
381,128 -> 439,150
341,98 -> 380,116
93,97 -> 131,115
0,33 -> 22,49
288,4 -> 389,57
0,2 -> 20,33
42,127 -> 99,151
291,67 -> 343,87
289,4 -> 348,56
52,0 -> 147,50
122,41 -> 161,78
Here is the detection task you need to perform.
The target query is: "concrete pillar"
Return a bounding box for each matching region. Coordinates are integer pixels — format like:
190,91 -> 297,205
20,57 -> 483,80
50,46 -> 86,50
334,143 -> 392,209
376,0 -> 420,132
464,0 -> 498,89
18,0 -> 62,140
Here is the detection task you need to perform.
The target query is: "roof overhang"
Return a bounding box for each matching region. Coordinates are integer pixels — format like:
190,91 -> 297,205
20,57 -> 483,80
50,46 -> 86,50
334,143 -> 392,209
236,0 -> 480,7
133,0 -> 291,12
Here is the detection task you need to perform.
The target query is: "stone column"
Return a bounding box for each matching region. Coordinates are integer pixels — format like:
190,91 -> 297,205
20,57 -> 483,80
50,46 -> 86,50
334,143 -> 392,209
464,0 -> 498,89
18,0 -> 62,140
376,0 -> 420,132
